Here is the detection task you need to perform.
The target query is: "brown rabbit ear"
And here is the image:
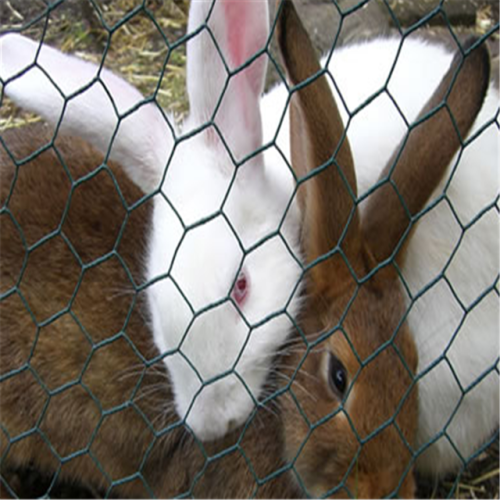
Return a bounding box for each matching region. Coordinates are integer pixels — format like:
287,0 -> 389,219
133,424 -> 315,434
363,37 -> 491,264
276,0 -> 362,293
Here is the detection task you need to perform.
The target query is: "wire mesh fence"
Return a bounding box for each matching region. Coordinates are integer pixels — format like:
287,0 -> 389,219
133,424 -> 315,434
0,0 -> 499,498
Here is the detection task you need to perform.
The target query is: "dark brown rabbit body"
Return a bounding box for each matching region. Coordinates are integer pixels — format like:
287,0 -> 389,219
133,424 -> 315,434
0,123 -> 180,496
0,123 -> 300,498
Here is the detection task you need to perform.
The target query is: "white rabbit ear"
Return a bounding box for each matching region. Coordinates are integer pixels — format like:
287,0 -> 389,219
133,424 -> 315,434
0,33 -> 171,194
186,0 -> 269,164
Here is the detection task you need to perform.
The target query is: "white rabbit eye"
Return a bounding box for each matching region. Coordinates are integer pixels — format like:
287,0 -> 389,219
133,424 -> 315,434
232,271 -> 249,306
328,354 -> 347,397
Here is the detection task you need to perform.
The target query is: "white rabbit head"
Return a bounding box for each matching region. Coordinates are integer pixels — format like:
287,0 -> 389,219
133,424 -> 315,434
145,0 -> 302,441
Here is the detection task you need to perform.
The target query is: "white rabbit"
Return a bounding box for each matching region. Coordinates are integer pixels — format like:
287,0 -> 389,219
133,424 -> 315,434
0,0 -> 304,443
2,3 -> 498,476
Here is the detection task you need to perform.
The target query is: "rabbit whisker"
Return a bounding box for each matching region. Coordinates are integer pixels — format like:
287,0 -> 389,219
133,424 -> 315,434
270,370 -> 318,403
273,363 -> 321,384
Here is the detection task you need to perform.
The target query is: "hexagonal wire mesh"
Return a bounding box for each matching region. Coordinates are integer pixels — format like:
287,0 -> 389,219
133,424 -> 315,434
0,0 -> 499,498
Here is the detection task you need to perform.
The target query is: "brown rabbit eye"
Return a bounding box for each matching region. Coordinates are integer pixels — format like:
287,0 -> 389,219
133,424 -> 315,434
329,355 -> 347,396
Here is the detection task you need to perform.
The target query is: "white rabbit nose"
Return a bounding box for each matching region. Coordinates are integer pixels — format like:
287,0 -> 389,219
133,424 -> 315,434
182,376 -> 255,442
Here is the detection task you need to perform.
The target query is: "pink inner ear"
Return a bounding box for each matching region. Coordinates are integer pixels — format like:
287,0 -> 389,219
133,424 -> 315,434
220,0 -> 267,131
221,0 -> 266,89
222,1 -> 254,69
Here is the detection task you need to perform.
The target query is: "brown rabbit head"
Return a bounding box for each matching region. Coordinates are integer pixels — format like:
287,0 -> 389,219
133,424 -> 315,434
275,1 -> 491,497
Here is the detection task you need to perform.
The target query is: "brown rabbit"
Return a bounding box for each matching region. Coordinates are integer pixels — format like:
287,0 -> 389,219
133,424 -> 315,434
272,0 -> 491,497
0,1 -> 490,499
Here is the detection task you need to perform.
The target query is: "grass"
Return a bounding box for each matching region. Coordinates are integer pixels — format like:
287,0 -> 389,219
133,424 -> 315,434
0,0 -> 498,498
0,0 -> 190,131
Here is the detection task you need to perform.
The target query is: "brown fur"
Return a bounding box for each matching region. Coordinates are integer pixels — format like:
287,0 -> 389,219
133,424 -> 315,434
276,0 -> 490,497
283,18 -> 362,292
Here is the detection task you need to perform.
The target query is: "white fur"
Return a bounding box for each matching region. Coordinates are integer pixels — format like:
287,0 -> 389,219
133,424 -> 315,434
0,33 -> 169,193
2,21 -> 498,472
146,133 -> 302,440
